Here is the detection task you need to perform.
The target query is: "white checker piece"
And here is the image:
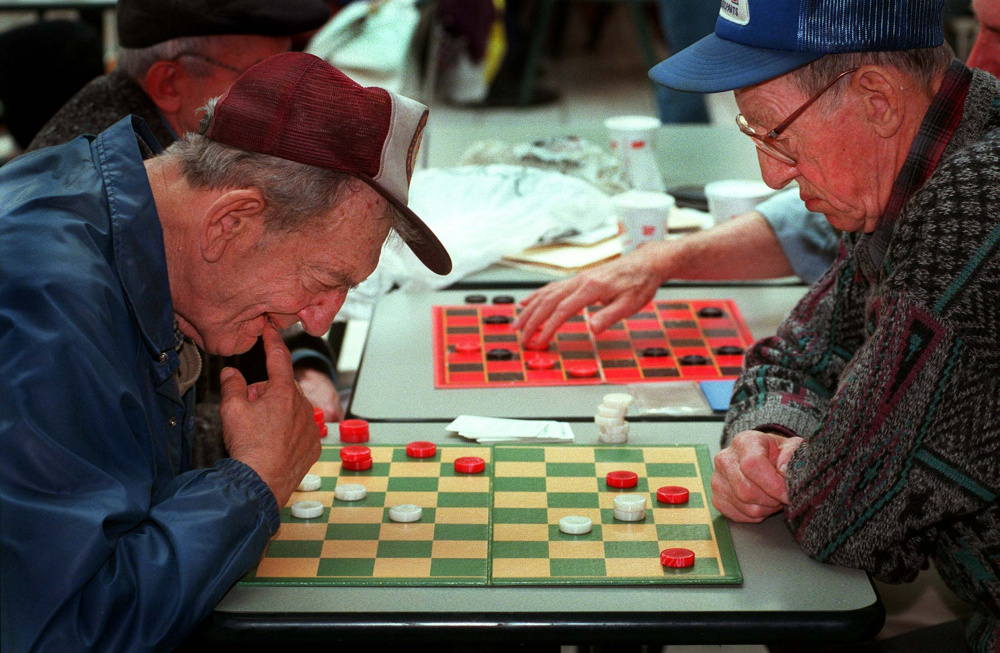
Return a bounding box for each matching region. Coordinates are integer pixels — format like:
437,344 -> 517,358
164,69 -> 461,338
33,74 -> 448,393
558,516 -> 593,535
389,504 -> 423,523
290,500 -> 324,519
296,473 -> 322,492
334,483 -> 367,502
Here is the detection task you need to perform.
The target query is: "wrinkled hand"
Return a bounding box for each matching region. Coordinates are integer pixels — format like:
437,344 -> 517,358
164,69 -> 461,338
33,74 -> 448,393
513,247 -> 663,345
219,321 -> 322,507
711,430 -> 804,523
294,367 -> 344,422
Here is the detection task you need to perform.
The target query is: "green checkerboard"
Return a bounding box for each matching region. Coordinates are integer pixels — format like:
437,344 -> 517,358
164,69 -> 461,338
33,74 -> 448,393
241,444 -> 741,587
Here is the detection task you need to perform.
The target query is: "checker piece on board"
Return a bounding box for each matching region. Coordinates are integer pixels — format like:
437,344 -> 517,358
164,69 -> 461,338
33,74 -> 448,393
454,456 -> 486,473
334,483 -> 367,501
613,493 -> 647,522
606,470 -> 638,488
406,441 -> 437,458
340,444 -> 373,471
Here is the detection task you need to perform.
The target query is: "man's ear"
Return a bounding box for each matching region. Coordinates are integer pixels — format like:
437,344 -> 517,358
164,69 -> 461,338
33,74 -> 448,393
853,66 -> 904,139
142,61 -> 184,113
200,189 -> 267,263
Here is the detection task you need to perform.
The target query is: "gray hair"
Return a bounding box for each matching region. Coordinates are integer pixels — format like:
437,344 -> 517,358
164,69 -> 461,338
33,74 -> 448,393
165,97 -> 418,243
788,43 -> 954,98
117,36 -> 219,81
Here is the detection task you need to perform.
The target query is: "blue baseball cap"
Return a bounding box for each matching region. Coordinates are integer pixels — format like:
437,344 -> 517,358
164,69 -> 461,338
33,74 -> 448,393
650,0 -> 946,93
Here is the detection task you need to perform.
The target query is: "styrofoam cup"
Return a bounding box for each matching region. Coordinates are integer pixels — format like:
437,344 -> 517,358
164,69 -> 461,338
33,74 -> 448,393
611,190 -> 676,254
703,179 -> 776,225
605,115 -> 665,192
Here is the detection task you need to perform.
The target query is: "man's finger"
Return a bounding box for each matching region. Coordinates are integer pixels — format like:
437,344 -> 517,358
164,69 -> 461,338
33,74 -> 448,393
261,320 -> 295,383
219,366 -> 248,404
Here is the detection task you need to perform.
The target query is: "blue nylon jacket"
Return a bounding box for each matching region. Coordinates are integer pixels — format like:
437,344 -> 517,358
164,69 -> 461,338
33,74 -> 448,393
0,117 -> 280,652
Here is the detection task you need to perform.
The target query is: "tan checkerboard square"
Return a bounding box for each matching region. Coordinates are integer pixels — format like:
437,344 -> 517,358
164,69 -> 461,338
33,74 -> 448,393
288,490 -> 334,506
602,523 -> 658,541
312,461 -> 340,476
256,557 -> 319,578
492,557 -> 549,578
544,447 -> 595,463
435,507 -> 489,524
321,540 -> 378,558
641,447 -> 698,464
334,477 -> 389,493
494,523 -> 548,541
549,541 -> 604,559
387,462 -> 442,477
649,509 -> 707,524
273,522 -> 328,541
373,558 -> 431,577
546,477 -> 598,493
380,523 -> 435,540
606,557 -> 664,577
432,540 -> 488,559
327,506 -> 383,523
493,491 -> 548,508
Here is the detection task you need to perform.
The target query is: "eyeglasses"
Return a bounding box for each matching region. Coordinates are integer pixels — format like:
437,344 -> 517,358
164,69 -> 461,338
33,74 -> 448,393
173,52 -> 247,75
736,68 -> 859,165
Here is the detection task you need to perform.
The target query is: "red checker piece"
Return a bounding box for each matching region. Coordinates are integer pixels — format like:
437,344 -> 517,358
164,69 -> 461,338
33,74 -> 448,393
453,342 -> 481,354
606,470 -> 638,488
313,406 -> 327,437
339,419 -> 370,443
526,355 -> 557,370
657,486 -> 690,504
565,361 -> 599,378
406,441 -> 437,458
454,456 -> 486,474
661,548 -> 696,568
341,458 -> 373,471
523,336 -> 550,351
340,445 -> 372,463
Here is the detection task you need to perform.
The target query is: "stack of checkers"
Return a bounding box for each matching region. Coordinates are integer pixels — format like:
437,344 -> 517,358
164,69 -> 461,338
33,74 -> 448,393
595,393 -> 633,444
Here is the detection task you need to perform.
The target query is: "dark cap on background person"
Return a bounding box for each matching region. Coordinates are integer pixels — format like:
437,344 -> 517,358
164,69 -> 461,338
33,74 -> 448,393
117,0 -> 332,48
202,52 -> 452,276
650,0 -> 946,93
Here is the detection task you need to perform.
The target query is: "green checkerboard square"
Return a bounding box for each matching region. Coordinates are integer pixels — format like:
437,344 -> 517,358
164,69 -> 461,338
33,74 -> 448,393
493,507 -> 549,524
547,492 -> 600,509
430,558 -> 488,577
656,524 -> 712,540
550,558 -> 606,577
495,477 -> 546,492
437,492 -> 490,508
604,541 -> 660,558
548,524 -> 603,541
377,540 -> 434,558
546,462 -> 596,477
493,540 -> 548,558
382,507 -> 436,523
494,447 -> 546,462
387,477 -> 439,492
645,462 -> 698,477
594,448 -> 645,463
317,558 -> 375,577
391,449 -> 440,462
434,524 -> 489,540
326,523 -> 381,540
599,508 -> 647,524
264,540 -> 323,558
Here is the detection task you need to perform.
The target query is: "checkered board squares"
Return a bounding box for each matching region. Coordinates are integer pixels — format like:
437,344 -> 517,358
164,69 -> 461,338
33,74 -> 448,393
243,445 -> 493,586
241,445 -> 741,588
432,299 -> 753,388
491,445 -> 740,585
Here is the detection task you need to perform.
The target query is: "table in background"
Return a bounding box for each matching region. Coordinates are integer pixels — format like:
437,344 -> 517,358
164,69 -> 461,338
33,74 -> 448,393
199,421 -> 882,647
348,286 -> 806,422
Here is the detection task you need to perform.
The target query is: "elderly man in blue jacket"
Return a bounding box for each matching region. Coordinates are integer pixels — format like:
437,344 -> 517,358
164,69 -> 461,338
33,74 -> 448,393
0,53 -> 450,652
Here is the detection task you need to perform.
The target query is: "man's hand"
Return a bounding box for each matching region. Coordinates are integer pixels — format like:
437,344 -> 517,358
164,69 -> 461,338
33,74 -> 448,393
219,321 -> 322,507
513,245 -> 664,345
711,430 -> 804,523
294,367 -> 344,422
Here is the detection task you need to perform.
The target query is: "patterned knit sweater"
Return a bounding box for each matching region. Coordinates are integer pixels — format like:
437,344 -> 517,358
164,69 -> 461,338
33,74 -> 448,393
723,68 -> 1000,652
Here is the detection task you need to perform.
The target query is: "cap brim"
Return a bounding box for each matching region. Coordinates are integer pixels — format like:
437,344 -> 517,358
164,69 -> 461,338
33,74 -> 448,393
649,33 -> 823,93
360,174 -> 453,276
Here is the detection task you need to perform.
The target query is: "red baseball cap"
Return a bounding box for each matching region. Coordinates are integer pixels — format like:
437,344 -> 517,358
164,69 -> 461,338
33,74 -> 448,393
202,52 -> 452,275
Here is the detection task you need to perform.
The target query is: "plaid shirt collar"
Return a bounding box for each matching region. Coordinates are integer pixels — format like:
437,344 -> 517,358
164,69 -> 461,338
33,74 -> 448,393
854,59 -> 973,280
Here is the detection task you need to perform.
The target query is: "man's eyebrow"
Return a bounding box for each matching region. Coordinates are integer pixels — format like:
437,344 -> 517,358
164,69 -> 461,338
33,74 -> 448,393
308,266 -> 356,289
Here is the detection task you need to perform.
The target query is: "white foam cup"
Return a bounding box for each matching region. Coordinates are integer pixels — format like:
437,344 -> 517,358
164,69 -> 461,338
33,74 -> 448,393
703,179 -> 776,225
611,190 -> 676,254
604,115 -> 665,192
